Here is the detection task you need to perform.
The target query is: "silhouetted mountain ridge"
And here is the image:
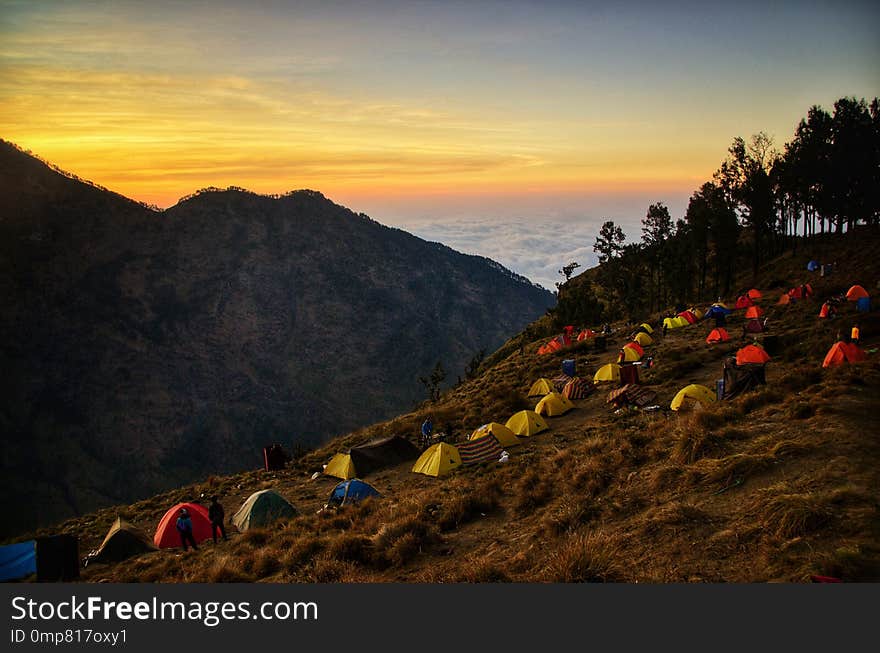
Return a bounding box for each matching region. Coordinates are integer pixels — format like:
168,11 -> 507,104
0,140 -> 554,537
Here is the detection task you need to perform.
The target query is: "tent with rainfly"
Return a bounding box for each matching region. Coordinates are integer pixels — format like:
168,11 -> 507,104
618,346 -> 641,363
505,410 -> 549,436
89,517 -> 156,564
670,384 -> 717,411
535,391 -> 575,416
528,378 -> 556,397
412,442 -> 461,477
469,422 -> 521,447
822,341 -> 867,367
623,341 -> 644,357
639,322 -> 654,334
232,490 -> 298,532
154,503 -> 213,549
747,288 -> 762,300
745,305 -> 765,319
457,435 -> 504,465
663,316 -> 690,330
846,285 -> 869,302
324,453 -> 357,480
777,293 -> 791,306
735,294 -> 754,309
594,363 -> 621,383
328,479 -> 380,507
736,344 -> 771,365
677,310 -> 698,324
349,436 -> 421,476
706,327 -> 730,344
633,331 -> 653,347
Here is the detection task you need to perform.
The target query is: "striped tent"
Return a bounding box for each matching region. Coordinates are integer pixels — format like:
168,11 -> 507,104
562,377 -> 594,400
552,374 -> 573,391
457,435 -> 504,465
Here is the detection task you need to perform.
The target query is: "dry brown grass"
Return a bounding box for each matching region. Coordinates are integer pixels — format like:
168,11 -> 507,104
538,532 -> 625,582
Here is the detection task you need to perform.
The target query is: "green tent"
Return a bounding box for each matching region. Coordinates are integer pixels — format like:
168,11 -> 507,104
232,490 -> 298,532
87,517 -> 156,565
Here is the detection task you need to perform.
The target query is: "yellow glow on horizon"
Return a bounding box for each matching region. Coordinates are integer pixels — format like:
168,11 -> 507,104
2,62 -> 723,210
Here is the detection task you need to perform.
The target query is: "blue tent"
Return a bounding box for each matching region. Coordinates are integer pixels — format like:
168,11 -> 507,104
807,260 -> 820,272
857,296 -> 871,313
0,541 -> 36,582
705,304 -> 732,319
328,479 -> 381,507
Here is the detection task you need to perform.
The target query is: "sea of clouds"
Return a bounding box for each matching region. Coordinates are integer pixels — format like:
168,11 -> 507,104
402,215 -> 644,292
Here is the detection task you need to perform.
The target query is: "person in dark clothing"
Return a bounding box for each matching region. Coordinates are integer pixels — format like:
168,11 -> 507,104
176,508 -> 198,551
208,496 -> 227,543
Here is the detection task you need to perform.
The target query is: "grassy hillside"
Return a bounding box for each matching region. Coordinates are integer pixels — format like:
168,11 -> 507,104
24,226 -> 880,583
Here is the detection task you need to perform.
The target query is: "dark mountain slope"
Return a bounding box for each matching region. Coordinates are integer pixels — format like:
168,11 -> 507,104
0,141 -> 553,537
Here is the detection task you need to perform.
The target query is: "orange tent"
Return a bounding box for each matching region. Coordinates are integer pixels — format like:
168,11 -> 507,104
747,288 -> 762,299
538,339 -> 564,355
736,344 -> 771,365
577,329 -> 596,341
706,327 -> 730,344
846,285 -> 869,301
777,294 -> 790,305
745,305 -> 765,319
818,302 -> 833,319
154,503 -> 213,549
822,341 -> 867,367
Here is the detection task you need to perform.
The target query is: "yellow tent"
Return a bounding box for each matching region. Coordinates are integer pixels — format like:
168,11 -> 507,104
618,347 -> 641,362
505,410 -> 549,437
527,378 -> 556,397
593,363 -> 621,383
633,331 -> 653,347
690,308 -> 704,320
663,316 -> 690,330
470,422 -> 522,447
324,453 -> 356,480
535,391 -> 575,417
411,443 -> 461,477
639,322 -> 654,334
670,384 -> 717,411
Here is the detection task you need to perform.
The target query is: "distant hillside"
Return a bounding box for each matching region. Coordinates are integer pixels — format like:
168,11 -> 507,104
0,140 -> 554,537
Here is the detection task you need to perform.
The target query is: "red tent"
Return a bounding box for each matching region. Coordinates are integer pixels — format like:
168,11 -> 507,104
747,288 -> 762,299
735,295 -> 754,309
706,327 -> 730,344
677,310 -> 697,324
822,341 -> 867,367
154,503 -> 213,549
622,341 -> 645,357
736,344 -> 771,365
745,305 -> 764,319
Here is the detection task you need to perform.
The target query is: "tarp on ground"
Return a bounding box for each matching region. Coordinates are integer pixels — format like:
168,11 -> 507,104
822,341 -> 867,367
528,378 -> 556,397
328,479 -> 380,507
737,344 -> 771,365
458,435 -> 504,465
349,436 -> 420,476
411,443 -> 461,477
324,453 -> 357,480
154,503 -> 213,549
670,384 -> 716,411
469,422 -> 521,447
505,410 -> 550,436
90,517 -> 156,564
594,363 -> 621,383
535,391 -> 575,416
0,540 -> 36,582
633,331 -> 653,347
232,490 -> 298,532
846,285 -> 869,301
562,376 -> 595,400
706,327 -> 730,344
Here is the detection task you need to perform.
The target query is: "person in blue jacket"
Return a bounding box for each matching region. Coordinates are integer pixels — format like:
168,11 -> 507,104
420,416 -> 433,448
176,508 -> 198,551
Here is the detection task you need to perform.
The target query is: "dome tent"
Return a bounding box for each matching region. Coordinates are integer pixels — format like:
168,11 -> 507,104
232,490 -> 298,532
328,479 -> 380,507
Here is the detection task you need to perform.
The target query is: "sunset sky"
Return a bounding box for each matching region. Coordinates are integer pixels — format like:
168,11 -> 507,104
1,0 -> 878,287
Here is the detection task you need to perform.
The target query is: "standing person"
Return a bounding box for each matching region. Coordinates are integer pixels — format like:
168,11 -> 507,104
420,415 -> 433,448
209,496 -> 227,543
851,323 -> 860,345
176,508 -> 198,551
